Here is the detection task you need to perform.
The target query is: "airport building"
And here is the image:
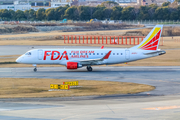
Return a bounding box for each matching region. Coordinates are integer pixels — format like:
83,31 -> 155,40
51,0 -> 72,7
76,0 -> 174,6
116,0 -> 138,7
141,0 -> 175,6
76,0 -> 138,6
0,0 -> 173,11
0,0 -> 72,11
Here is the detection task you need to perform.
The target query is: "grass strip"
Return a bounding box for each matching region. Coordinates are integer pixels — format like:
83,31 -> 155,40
0,62 -> 17,64
0,78 -> 155,98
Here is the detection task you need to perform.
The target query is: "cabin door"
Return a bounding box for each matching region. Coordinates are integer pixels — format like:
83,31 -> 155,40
38,50 -> 43,60
125,50 -> 130,60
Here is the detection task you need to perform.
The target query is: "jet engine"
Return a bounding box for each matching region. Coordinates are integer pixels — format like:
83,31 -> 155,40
66,62 -> 79,69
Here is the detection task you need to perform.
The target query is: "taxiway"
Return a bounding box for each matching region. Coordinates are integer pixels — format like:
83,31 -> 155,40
0,45 -> 180,120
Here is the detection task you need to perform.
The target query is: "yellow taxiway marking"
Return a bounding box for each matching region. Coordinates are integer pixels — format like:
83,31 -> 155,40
143,106 -> 180,110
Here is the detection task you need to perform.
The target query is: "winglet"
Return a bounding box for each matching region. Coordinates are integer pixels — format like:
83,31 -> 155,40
103,51 -> 111,59
79,50 -> 112,63
101,46 -> 104,49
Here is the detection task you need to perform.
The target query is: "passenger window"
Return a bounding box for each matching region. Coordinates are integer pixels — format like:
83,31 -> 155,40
121,53 -> 123,55
73,53 -> 75,55
69,53 -> 71,55
101,53 -> 103,55
85,53 -> 87,55
93,53 -> 95,55
113,53 -> 115,55
97,53 -> 99,55
89,53 -> 91,55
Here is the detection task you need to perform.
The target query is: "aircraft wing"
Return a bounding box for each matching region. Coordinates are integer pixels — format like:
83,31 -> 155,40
79,51 -> 111,65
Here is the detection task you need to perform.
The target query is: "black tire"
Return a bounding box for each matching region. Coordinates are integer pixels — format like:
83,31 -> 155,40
34,68 -> 37,72
87,66 -> 92,72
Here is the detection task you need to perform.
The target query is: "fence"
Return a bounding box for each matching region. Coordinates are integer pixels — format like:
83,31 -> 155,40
2,20 -> 180,25
174,39 -> 180,42
122,20 -> 180,25
1,20 -> 89,24
63,35 -> 164,46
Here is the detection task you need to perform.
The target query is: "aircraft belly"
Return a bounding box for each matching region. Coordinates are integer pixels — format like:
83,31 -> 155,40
105,56 -> 123,64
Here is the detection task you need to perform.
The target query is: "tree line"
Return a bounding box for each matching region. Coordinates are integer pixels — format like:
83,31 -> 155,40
1,1 -> 180,21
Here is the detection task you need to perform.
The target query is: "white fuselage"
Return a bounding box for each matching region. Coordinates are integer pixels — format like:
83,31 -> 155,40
16,25 -> 166,71
16,48 -> 159,66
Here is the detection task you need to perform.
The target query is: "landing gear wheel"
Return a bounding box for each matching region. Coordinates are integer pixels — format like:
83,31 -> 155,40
34,68 -> 37,72
87,66 -> 92,72
33,64 -> 37,72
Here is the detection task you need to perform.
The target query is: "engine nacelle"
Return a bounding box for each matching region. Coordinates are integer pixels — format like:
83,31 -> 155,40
66,62 -> 78,69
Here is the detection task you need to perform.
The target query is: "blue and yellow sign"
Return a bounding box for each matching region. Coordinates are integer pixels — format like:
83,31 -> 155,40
50,84 -> 70,90
63,81 -> 79,86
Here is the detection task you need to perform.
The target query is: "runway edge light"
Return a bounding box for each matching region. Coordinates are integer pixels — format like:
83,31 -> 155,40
50,84 -> 70,90
63,81 -> 79,86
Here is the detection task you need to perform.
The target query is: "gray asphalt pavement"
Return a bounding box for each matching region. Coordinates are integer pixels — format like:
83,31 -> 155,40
0,45 -> 114,56
0,95 -> 180,120
0,45 -> 180,120
0,66 -> 180,96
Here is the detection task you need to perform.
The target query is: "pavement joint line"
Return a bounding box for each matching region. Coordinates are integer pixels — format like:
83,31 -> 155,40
61,104 -> 148,120
0,109 -> 11,111
0,71 -> 11,72
142,106 -> 180,110
0,75 -> 180,84
106,105 -> 115,114
126,78 -> 180,85
1,66 -> 180,69
61,108 -> 117,120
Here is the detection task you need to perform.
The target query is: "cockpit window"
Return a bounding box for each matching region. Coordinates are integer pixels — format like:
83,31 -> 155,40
25,52 -> 31,55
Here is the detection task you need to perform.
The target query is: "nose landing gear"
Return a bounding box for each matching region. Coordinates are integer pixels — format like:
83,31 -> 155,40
87,66 -> 92,72
34,67 -> 37,72
33,64 -> 37,72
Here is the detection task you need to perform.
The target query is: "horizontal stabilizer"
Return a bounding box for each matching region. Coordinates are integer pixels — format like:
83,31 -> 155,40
143,50 -> 166,55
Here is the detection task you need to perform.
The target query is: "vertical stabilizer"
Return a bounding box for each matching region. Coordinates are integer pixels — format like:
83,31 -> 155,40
130,25 -> 163,50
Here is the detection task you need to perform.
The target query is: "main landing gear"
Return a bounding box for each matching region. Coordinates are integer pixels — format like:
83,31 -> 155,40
87,66 -> 93,72
33,64 -> 37,72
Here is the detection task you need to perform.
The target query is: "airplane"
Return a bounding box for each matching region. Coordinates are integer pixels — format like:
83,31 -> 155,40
16,25 -> 166,72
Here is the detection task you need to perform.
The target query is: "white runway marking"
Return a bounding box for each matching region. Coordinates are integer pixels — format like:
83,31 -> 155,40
0,109 -> 11,111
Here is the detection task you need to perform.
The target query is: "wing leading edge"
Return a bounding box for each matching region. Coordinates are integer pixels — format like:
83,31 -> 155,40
79,51 -> 112,65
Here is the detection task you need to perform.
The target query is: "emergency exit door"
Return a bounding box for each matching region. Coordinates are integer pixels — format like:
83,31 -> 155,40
125,50 -> 130,60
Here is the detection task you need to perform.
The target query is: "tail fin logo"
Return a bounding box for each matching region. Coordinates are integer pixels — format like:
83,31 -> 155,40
138,27 -> 161,50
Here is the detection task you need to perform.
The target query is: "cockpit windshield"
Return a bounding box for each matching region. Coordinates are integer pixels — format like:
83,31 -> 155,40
25,52 -> 31,55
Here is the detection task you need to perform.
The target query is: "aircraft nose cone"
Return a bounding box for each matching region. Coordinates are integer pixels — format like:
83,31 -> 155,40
16,57 -> 22,63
